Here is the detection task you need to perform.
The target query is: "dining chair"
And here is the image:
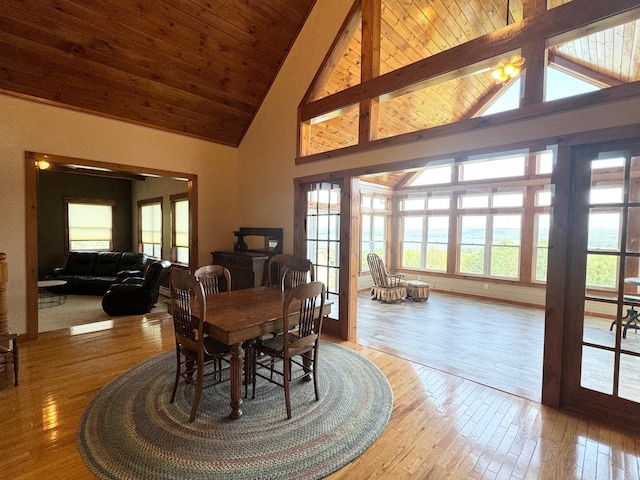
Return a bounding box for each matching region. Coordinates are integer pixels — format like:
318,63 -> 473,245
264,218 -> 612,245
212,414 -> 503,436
194,264 -> 232,294
266,254 -> 314,290
194,264 -> 252,397
169,267 -> 231,422
252,281 -> 326,419
366,252 -> 407,303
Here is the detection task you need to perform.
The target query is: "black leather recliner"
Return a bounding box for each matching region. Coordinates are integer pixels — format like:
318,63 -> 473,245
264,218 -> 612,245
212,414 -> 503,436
101,260 -> 172,316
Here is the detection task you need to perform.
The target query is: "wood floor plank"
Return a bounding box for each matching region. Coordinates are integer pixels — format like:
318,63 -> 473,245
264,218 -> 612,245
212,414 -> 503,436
1,308 -> 640,479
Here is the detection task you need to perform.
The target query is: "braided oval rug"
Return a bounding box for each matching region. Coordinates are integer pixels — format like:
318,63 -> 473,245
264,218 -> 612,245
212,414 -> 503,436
77,341 -> 393,480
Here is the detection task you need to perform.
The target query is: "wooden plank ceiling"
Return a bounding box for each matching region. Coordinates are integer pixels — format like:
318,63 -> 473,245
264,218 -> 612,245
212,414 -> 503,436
1,1 -> 638,152
0,0 -> 316,147
306,0 -> 640,158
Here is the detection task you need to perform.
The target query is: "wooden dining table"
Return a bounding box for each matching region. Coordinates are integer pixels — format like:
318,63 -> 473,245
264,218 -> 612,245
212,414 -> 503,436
203,286 -> 302,420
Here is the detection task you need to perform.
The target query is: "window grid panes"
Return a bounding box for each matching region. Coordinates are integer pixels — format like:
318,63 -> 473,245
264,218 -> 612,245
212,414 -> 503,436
361,191 -> 389,271
307,183 -> 341,319
408,163 -> 453,186
66,201 -> 114,252
535,213 -> 550,282
426,216 -> 448,271
140,201 -> 162,258
458,213 -> 522,279
402,216 -> 423,268
172,198 -> 189,264
586,157 -> 626,291
391,149 -> 552,283
461,151 -> 527,181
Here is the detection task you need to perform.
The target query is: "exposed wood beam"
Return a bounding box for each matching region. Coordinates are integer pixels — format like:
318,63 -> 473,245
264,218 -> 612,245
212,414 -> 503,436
44,163 -> 148,182
300,0 -> 640,122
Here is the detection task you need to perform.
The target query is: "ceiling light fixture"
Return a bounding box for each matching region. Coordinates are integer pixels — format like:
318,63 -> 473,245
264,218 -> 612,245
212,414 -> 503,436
491,54 -> 525,82
490,0 -> 525,83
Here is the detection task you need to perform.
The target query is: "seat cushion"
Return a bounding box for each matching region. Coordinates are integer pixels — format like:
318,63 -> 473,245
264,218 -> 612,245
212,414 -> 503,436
118,252 -> 148,273
405,280 -> 430,301
76,275 -> 118,295
93,252 -> 123,277
261,334 -> 285,352
371,285 -> 407,302
204,337 -> 231,356
63,252 -> 97,275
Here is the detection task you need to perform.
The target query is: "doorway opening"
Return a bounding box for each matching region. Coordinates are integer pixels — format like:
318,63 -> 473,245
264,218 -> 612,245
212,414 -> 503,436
25,152 -> 197,340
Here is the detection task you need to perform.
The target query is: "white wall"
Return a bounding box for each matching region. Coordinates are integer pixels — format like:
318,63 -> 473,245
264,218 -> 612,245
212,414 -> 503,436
0,94 -> 238,334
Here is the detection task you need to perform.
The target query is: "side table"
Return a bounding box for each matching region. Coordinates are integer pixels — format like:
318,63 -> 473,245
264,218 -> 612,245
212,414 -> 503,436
38,280 -> 67,308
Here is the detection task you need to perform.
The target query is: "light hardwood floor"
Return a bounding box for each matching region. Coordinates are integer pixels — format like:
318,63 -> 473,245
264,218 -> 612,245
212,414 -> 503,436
357,290 -> 545,402
1,309 -> 640,479
357,290 -> 640,405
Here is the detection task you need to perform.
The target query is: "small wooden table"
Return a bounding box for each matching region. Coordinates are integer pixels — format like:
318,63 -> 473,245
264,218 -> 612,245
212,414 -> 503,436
37,280 -> 67,308
204,286 -> 301,420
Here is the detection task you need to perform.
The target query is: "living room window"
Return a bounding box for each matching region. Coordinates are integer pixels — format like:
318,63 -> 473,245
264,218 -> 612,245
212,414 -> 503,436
360,193 -> 389,271
171,193 -> 189,265
139,198 -> 162,258
64,198 -> 115,253
383,147 -> 555,284
400,193 -> 451,271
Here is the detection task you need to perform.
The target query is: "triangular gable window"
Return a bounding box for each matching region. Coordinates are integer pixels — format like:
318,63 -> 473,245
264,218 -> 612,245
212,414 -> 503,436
545,66 -> 600,101
481,78 -> 521,117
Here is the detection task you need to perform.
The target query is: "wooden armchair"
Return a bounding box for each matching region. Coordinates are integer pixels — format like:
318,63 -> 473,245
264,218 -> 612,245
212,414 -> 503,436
366,253 -> 407,303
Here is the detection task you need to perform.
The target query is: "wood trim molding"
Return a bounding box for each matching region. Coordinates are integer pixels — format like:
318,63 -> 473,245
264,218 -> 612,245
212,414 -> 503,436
24,151 -> 198,341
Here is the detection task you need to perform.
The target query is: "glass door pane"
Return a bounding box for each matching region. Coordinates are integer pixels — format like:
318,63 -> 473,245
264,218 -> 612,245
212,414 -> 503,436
306,182 -> 341,320
573,145 -> 640,409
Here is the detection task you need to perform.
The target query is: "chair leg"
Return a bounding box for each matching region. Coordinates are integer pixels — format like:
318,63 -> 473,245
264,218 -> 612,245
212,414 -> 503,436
170,347 -> 181,403
312,351 -> 320,402
612,308 -> 630,332
283,356 -> 291,419
12,337 -> 18,387
251,355 -> 257,400
189,360 -> 204,422
301,353 -> 312,382
246,345 -> 256,399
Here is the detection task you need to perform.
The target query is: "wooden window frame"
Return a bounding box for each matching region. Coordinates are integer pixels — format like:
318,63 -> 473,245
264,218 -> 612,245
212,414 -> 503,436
63,197 -> 116,254
170,192 -> 189,265
360,191 -> 391,272
138,197 -> 163,259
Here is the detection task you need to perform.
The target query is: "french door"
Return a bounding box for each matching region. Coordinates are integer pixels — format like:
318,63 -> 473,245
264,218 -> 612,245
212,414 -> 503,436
303,181 -> 342,322
563,138 -> 640,427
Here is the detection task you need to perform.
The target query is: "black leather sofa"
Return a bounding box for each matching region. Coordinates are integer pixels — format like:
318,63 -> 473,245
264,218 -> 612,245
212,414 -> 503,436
47,251 -> 148,295
102,259 -> 172,316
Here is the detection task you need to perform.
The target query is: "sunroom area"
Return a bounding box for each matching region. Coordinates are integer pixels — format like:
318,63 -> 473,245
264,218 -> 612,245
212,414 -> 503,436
291,0 -> 640,406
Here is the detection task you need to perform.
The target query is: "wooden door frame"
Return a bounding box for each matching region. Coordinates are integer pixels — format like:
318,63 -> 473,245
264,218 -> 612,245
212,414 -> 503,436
24,152 -> 198,340
295,123 -> 640,417
541,126 -> 640,414
294,178 -> 355,341
548,138 -> 640,430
